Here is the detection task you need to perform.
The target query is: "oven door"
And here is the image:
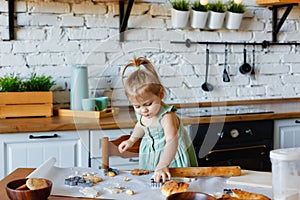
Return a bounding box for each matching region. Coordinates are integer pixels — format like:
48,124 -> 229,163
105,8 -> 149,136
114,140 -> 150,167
196,144 -> 271,171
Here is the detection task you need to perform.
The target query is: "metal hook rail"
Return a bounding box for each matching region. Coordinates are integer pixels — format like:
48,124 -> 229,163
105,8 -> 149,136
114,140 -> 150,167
171,39 -> 300,50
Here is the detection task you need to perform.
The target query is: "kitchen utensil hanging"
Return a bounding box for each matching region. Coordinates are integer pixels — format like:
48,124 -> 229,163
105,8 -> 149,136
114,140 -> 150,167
201,45 -> 213,92
251,44 -> 256,80
223,44 -> 230,82
239,44 -> 252,75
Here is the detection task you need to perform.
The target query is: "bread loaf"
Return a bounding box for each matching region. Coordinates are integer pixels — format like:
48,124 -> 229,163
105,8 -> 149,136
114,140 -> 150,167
160,180 -> 189,196
26,178 -> 48,190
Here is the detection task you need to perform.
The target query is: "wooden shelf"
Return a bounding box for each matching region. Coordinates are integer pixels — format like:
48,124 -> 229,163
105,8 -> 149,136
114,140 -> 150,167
256,0 -> 300,5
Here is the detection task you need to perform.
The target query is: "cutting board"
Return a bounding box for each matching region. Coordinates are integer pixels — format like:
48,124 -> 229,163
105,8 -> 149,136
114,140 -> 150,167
56,107 -> 119,119
226,170 -> 272,188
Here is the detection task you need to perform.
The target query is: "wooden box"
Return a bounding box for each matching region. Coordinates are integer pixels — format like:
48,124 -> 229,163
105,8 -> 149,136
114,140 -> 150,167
0,92 -> 53,118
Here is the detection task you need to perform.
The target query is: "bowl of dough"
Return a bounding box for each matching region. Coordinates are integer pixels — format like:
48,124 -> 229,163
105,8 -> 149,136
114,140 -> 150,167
6,178 -> 52,200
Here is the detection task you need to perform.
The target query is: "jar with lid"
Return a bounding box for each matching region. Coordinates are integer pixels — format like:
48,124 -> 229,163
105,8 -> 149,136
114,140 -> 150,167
270,147 -> 300,200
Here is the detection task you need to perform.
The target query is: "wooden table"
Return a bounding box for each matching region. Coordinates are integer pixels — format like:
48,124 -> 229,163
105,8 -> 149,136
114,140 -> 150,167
0,168 -> 111,200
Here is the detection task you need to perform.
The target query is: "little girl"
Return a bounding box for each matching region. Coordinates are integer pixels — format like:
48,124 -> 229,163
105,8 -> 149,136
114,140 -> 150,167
118,57 -> 198,183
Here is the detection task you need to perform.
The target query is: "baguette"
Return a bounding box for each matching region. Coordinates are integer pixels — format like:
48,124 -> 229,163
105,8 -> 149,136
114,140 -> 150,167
169,166 -> 241,177
231,189 -> 270,200
217,190 -> 270,200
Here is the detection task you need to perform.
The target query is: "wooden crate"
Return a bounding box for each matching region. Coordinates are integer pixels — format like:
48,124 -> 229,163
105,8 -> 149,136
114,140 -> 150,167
0,91 -> 53,118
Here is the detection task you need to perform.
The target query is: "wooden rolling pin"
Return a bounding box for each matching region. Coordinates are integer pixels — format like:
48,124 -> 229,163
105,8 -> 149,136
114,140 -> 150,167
169,166 -> 241,177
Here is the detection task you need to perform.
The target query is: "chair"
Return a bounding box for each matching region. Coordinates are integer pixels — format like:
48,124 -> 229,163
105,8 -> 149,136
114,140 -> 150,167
101,135 -> 142,170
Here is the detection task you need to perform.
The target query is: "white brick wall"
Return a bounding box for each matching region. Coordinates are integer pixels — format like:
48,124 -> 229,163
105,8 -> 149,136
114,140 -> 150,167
0,0 -> 300,106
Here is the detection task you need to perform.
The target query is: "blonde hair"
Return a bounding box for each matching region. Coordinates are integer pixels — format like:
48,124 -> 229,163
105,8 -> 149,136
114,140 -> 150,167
122,57 -> 164,101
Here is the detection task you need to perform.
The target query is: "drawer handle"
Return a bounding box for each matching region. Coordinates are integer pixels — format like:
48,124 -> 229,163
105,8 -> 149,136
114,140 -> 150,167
295,120 -> 300,124
129,158 -> 139,162
29,133 -> 59,139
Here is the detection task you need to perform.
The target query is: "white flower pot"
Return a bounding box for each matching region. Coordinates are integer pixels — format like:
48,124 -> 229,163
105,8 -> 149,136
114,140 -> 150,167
190,10 -> 208,29
171,8 -> 190,28
207,11 -> 225,30
225,11 -> 244,30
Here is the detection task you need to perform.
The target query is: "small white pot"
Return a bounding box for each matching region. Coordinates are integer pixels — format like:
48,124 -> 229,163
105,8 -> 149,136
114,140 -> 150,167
206,11 -> 225,30
190,10 -> 208,29
171,8 -> 190,28
225,11 -> 244,30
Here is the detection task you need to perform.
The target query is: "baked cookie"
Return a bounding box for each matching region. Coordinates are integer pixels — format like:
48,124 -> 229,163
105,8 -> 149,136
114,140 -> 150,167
160,180 -> 189,196
83,176 -> 103,184
26,178 -> 48,190
130,169 -> 150,176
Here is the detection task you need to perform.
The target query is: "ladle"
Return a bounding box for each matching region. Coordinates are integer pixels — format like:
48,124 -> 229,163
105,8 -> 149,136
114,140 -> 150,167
202,46 -> 213,92
223,44 -> 230,82
239,45 -> 252,74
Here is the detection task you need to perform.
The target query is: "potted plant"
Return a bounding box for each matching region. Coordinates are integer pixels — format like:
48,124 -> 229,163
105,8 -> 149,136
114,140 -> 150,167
225,0 -> 246,29
171,0 -> 190,28
0,73 -> 55,118
207,0 -> 226,30
190,0 -> 209,29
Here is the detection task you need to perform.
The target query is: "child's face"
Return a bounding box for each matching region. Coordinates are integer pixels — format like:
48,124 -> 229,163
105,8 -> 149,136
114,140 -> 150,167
129,91 -> 163,119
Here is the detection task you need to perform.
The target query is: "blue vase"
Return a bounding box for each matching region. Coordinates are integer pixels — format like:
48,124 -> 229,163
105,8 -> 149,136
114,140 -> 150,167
70,66 -> 88,110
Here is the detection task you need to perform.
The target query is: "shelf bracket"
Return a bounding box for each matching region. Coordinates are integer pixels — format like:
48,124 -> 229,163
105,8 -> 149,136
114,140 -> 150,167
269,3 -> 298,42
8,0 -> 15,40
119,0 -> 134,42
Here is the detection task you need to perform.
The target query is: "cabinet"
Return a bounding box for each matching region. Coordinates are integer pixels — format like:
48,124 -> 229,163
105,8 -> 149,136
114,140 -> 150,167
274,119 -> 300,149
0,130 -> 89,179
90,128 -> 138,170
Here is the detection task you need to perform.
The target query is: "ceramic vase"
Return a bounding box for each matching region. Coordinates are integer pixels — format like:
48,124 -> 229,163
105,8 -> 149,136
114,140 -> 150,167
206,11 -> 225,30
190,10 -> 208,29
225,11 -> 244,30
171,8 -> 190,28
70,66 -> 89,110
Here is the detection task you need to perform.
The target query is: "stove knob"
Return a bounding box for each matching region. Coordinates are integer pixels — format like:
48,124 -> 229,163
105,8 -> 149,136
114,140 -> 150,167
230,129 -> 239,138
245,129 -> 253,135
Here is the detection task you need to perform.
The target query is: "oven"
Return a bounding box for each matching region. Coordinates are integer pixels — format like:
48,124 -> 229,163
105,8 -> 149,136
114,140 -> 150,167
178,106 -> 274,171
190,120 -> 273,171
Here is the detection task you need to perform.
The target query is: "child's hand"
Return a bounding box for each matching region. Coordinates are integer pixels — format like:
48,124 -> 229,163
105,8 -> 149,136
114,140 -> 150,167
118,140 -> 134,153
153,166 -> 171,183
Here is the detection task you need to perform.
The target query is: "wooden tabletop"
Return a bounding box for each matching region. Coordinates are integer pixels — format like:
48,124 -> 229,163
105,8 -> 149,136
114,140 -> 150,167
0,168 -> 111,200
1,98 -> 300,134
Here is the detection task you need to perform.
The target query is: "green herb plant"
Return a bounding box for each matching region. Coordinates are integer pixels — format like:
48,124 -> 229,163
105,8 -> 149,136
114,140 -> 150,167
0,73 -> 55,92
208,0 -> 226,13
0,74 -> 24,92
226,0 -> 245,13
171,0 -> 190,11
22,73 -> 55,91
192,0 -> 208,12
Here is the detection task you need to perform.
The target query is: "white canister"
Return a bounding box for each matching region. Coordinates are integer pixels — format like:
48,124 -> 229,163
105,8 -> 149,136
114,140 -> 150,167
70,66 -> 89,110
270,148 -> 300,200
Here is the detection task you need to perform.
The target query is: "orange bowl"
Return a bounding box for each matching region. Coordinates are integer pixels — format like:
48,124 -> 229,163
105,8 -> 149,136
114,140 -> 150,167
6,178 -> 52,200
166,192 -> 216,200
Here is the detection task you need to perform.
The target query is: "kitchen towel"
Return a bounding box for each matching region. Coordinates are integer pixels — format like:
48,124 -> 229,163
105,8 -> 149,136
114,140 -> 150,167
27,157 -> 56,178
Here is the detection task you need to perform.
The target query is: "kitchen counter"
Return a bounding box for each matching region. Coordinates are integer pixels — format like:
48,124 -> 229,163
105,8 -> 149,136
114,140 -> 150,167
1,98 -> 300,134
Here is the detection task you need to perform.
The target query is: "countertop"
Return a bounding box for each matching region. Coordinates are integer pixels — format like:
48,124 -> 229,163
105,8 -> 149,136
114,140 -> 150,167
1,98 -> 300,134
